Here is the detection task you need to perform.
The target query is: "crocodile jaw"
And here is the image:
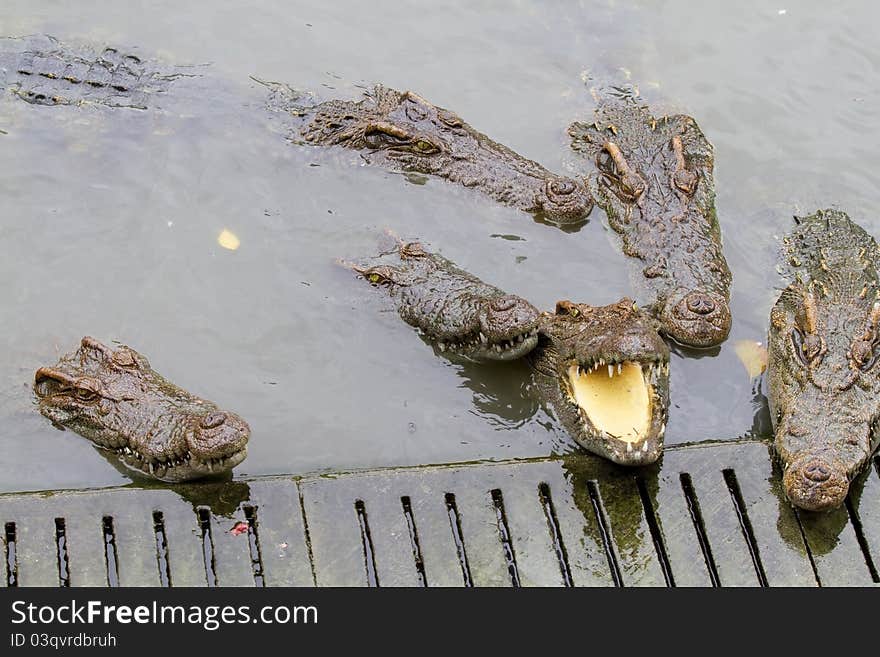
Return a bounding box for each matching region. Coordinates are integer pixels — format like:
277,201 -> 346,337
564,359 -> 668,465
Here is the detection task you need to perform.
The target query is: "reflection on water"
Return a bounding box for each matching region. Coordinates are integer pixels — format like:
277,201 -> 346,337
1,1 -> 880,492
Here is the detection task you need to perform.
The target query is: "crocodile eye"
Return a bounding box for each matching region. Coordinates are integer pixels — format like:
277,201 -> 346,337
673,170 -> 698,195
412,139 -> 439,154
74,387 -> 99,403
792,328 -> 821,365
554,301 -> 580,317
852,338 -> 880,371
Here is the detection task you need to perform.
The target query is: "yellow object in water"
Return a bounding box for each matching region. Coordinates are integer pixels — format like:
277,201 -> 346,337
733,340 -> 768,379
217,229 -> 240,251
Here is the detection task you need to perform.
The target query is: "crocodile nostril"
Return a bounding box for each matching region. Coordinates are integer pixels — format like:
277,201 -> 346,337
685,292 -> 716,315
490,296 -> 517,312
803,460 -> 832,483
200,412 -> 226,430
548,178 -> 577,197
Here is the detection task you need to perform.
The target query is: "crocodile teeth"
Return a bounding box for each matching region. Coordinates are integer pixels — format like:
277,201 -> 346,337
643,442 -> 650,453
618,363 -> 622,375
608,365 -> 614,378
626,442 -> 633,452
480,332 -> 488,344
439,342 -> 446,352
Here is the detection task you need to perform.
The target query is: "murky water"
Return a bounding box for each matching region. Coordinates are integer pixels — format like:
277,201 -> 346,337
1,1 -> 878,493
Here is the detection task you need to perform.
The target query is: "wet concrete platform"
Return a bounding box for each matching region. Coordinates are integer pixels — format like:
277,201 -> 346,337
2,440 -> 879,587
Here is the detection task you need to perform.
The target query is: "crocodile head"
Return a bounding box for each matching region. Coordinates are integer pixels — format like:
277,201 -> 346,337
768,210 -> 880,511
300,86 -> 593,223
354,241 -> 540,361
34,337 -> 250,482
530,299 -> 670,465
569,101 -> 732,347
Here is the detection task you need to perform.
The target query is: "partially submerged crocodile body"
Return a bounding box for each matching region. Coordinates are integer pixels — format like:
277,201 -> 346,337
568,96 -> 732,348
265,82 -> 594,224
346,238 -> 540,361
351,241 -> 669,465
0,34 -> 187,109
767,209 -> 880,511
34,337 -> 250,482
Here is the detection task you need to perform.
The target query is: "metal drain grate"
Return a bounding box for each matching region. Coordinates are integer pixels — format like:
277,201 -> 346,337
2,442 -> 879,587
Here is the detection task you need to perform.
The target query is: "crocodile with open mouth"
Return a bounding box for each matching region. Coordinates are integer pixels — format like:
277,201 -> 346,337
568,94 -> 732,348
530,298 -> 669,465
34,337 -> 250,482
350,240 -> 670,465
767,209 -> 880,511
265,82 -> 594,224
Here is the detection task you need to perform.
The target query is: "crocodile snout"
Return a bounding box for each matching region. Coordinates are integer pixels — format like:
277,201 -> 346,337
537,177 -> 593,224
190,411 -> 251,460
661,289 -> 731,348
783,454 -> 849,512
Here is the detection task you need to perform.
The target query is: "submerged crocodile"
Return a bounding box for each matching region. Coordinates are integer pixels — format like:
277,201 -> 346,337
568,95 -> 732,348
34,337 -> 250,482
351,240 -> 669,465
767,209 -> 880,511
345,237 -> 540,361
265,82 -> 594,224
0,34 -> 188,109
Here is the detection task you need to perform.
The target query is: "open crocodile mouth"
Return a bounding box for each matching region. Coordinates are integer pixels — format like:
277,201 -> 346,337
562,357 -> 668,463
107,444 -> 248,482
436,327 -> 539,361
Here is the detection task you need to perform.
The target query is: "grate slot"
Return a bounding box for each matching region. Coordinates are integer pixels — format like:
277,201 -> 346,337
152,512 -> 170,587
444,493 -> 473,587
538,483 -> 572,587
722,469 -> 768,586
4,522 -> 17,587
635,477 -> 675,587
354,500 -> 379,587
844,497 -> 880,583
586,481 -> 622,586
55,518 -> 70,587
401,496 -> 427,587
679,473 -> 720,587
490,489 -> 520,587
102,516 -> 119,587
197,507 -> 217,587
297,485 -> 319,587
242,505 -> 266,587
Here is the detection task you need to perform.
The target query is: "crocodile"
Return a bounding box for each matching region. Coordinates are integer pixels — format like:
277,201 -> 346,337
767,209 -> 880,511
265,82 -> 594,224
0,34 -> 188,109
351,241 -> 669,465
346,238 -> 541,361
33,337 -> 250,482
568,95 -> 732,348
529,298 -> 669,465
